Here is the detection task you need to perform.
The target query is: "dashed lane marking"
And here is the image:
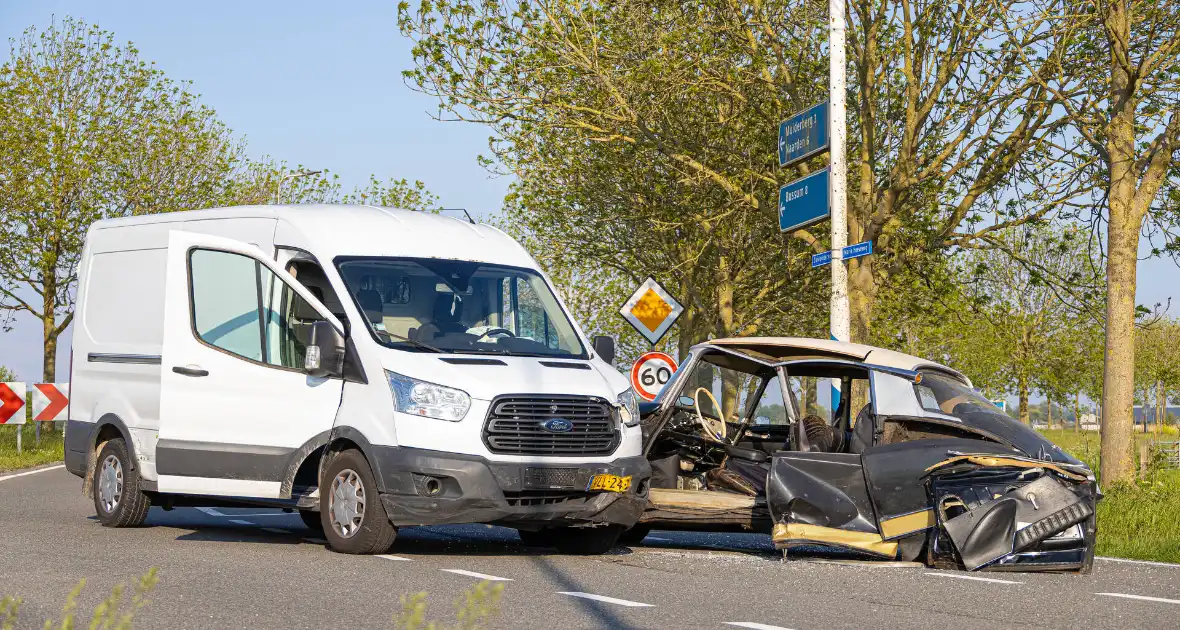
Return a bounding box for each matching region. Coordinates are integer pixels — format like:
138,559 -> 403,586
196,507 -> 226,517
1096,592 -> 1180,605
1097,557 -> 1180,568
725,623 -> 795,630
0,465 -> 65,483
261,528 -> 290,534
442,569 -> 513,581
377,555 -> 413,562
229,519 -> 254,526
557,592 -> 653,607
923,572 -> 1022,585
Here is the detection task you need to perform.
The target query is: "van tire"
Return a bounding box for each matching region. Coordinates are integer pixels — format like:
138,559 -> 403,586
617,524 -> 652,546
548,525 -> 623,555
516,529 -> 553,547
93,439 -> 151,528
320,449 -> 396,554
299,510 -> 324,535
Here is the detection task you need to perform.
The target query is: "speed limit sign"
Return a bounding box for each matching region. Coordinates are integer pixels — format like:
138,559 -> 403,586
630,352 -> 679,401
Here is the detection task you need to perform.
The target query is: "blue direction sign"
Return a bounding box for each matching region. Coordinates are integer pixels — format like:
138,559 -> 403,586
779,102 -> 829,167
842,240 -> 873,260
811,251 -> 832,268
779,168 -> 830,232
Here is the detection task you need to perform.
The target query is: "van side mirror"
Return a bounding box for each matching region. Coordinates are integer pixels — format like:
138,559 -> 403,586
306,321 -> 345,378
592,335 -> 616,365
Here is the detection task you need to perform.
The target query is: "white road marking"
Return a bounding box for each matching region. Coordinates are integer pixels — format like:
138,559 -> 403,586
442,569 -> 513,581
377,554 -> 413,562
229,519 -> 254,526
923,572 -> 1022,585
261,527 -> 290,534
1096,592 -> 1180,605
196,507 -> 226,517
0,464 -> 65,483
1098,556 -> 1180,568
557,592 -> 653,607
725,623 -> 795,630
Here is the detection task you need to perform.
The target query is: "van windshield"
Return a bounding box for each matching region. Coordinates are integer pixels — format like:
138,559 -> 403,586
336,257 -> 587,358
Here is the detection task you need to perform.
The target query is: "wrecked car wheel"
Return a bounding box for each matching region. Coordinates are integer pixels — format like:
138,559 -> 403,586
617,524 -> 652,545
516,529 -> 553,547
321,449 -> 397,555
299,510 -> 324,535
549,525 -> 623,555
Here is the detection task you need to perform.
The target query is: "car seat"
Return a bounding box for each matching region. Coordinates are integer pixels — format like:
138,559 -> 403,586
848,404 -> 876,454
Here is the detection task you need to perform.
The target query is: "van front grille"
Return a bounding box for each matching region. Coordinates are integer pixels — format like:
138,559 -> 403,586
483,396 -> 619,456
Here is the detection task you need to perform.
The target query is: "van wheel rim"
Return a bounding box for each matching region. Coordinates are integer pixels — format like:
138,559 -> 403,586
329,469 -> 365,538
98,455 -> 123,513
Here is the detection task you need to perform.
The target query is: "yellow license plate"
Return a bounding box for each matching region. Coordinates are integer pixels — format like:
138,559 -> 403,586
586,474 -> 632,493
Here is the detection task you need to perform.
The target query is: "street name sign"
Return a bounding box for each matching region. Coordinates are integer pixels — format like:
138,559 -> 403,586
779,168 -> 830,232
619,277 -> 684,345
842,241 -> 872,260
778,102 -> 829,167
811,251 -> 832,268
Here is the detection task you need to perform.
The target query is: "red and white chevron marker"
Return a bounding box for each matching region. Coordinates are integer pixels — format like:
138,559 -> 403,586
31,383 -> 69,422
0,383 -> 27,425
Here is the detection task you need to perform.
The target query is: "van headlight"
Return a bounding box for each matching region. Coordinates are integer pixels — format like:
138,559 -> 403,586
386,370 -> 471,422
617,388 -> 641,427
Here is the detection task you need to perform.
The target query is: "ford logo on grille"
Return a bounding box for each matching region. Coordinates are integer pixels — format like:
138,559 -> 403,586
541,418 -> 574,433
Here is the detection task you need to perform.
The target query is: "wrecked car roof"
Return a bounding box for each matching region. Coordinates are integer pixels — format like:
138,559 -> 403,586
706,337 -> 971,385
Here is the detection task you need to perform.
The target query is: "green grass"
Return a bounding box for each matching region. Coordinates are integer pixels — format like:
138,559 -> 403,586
1039,428 -> 1180,563
0,424 -> 65,473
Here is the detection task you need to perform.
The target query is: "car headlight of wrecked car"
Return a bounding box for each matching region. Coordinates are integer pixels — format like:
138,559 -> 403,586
386,370 -> 471,422
617,388 -> 641,427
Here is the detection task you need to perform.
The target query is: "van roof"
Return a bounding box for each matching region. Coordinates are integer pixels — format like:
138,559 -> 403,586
92,204 -> 537,268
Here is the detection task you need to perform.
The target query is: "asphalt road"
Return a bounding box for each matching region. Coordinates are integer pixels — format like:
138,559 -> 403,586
2,465 -> 1179,629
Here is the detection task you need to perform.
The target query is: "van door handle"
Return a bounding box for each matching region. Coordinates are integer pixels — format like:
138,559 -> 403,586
172,366 -> 209,377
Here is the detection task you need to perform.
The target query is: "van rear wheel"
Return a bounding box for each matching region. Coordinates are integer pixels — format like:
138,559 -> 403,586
93,438 -> 151,528
320,449 -> 396,554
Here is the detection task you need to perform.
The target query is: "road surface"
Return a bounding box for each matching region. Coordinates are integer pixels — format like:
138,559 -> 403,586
2,465 -> 1178,629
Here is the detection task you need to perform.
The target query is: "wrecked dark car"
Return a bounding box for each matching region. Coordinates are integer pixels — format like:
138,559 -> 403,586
625,337 -> 1098,573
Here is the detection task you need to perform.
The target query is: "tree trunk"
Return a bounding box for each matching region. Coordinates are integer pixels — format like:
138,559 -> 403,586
1074,390 -> 1081,433
1019,376 -> 1030,426
1099,172 -> 1142,485
1047,396 -> 1053,430
848,257 -> 875,344
1156,380 -> 1164,438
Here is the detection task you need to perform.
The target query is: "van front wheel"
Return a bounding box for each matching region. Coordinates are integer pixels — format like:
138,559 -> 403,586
548,525 -> 623,555
93,439 -> 151,528
320,449 -> 396,554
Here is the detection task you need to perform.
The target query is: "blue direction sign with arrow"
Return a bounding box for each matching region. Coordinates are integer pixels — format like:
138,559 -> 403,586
779,102 -> 829,167
842,240 -> 872,260
779,168 -> 830,232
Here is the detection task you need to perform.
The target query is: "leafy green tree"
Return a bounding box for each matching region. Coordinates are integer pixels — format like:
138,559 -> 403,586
0,19 -> 247,382
0,366 -> 16,382
999,0 -> 1180,484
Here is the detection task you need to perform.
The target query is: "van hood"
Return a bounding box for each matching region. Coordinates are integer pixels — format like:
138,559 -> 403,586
379,350 -> 631,402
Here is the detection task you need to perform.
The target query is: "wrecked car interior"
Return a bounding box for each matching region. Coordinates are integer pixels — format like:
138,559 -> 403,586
635,339 -> 1099,573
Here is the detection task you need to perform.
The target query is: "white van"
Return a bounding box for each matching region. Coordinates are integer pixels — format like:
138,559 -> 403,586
65,205 -> 650,555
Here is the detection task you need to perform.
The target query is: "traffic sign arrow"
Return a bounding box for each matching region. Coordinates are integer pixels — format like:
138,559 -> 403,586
33,383 -> 68,422
0,383 -> 26,424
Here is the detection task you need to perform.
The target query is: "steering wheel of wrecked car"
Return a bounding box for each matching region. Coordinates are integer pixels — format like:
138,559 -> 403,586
693,387 -> 727,442
473,327 -> 516,341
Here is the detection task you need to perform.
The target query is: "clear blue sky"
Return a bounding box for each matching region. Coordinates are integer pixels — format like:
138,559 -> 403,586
0,0 -> 1176,384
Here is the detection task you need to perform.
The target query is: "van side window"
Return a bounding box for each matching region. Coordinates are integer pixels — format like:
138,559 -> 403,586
262,269 -> 324,369
189,248 -> 325,370
190,249 -> 264,361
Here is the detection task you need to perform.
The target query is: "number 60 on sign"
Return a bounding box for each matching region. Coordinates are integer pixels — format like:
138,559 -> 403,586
630,352 -> 679,402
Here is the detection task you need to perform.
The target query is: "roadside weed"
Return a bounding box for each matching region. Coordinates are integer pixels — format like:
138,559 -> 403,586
0,569 -> 158,630
395,581 -> 505,630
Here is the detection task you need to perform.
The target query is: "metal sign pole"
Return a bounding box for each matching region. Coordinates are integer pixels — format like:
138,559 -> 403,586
828,0 -> 850,409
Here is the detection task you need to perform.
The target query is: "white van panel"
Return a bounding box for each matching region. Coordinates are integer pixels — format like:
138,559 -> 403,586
82,250 -> 167,346
88,218 -> 278,254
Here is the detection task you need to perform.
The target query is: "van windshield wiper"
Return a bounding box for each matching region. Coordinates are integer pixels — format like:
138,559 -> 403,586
380,330 -> 444,353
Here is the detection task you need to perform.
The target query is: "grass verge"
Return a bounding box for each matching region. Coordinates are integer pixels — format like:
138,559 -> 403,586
1040,429 -> 1180,563
0,424 -> 65,473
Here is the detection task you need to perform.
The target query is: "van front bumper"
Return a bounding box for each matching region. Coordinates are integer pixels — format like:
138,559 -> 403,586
369,446 -> 651,529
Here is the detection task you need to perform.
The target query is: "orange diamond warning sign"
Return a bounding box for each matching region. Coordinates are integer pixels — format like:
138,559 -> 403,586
619,277 -> 683,344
